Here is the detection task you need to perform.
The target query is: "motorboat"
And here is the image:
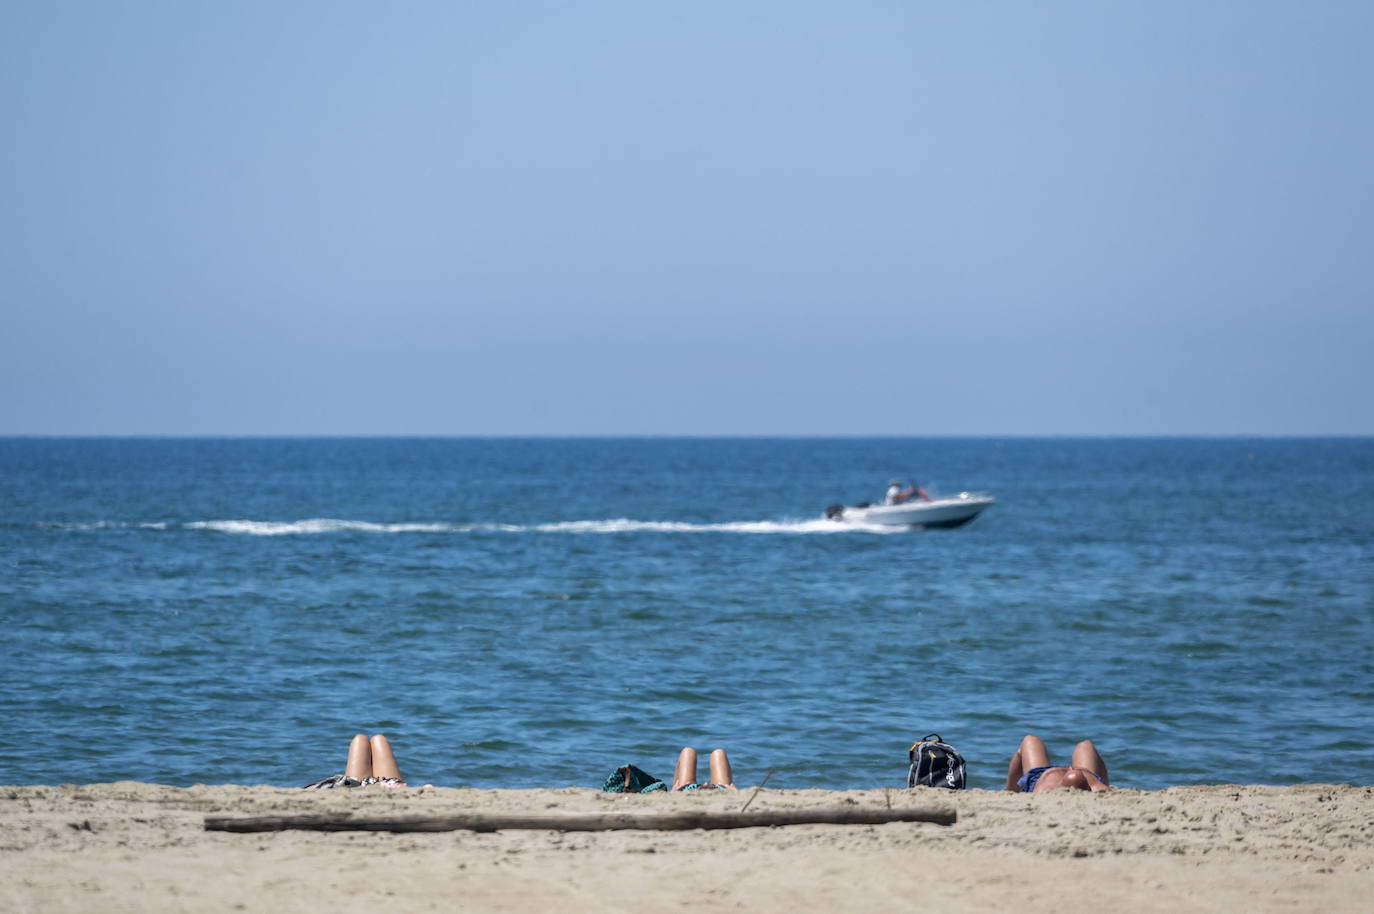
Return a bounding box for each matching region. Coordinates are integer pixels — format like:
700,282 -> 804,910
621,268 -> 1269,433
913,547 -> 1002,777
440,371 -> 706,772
824,491 -> 995,528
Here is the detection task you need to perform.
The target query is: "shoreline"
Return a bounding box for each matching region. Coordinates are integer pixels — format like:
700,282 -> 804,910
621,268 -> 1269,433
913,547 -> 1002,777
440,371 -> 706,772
3,783 -> 1370,912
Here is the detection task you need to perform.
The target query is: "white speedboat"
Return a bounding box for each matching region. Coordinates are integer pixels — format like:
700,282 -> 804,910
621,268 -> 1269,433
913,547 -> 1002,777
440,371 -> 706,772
825,492 -> 995,528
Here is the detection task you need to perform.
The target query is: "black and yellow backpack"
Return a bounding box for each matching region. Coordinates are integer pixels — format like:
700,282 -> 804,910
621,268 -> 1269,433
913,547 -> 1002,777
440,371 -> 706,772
907,733 -> 967,789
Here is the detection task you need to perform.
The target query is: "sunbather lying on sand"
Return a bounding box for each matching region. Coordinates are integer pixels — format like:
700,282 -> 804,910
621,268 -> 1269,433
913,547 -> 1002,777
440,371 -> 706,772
672,747 -> 738,791
304,733 -> 412,789
1003,734 -> 1111,793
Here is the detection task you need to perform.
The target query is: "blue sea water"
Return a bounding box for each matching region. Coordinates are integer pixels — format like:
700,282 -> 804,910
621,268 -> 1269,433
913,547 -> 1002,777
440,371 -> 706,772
2,437 -> 1371,791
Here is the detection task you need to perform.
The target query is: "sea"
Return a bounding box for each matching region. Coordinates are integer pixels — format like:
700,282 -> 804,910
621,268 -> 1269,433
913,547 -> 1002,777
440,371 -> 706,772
2,437 -> 1371,791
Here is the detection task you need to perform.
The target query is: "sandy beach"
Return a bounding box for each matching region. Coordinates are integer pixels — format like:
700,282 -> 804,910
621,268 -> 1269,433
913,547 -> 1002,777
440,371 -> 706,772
2,782 -> 1370,912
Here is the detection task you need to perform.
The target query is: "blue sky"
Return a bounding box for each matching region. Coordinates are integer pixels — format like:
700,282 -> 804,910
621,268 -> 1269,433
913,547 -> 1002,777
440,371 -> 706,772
3,1 -> 1371,435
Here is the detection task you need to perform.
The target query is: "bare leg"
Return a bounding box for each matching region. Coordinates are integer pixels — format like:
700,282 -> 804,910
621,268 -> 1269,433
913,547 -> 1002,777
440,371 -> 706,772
1004,734 -> 1052,791
672,747 -> 698,790
708,749 -> 736,789
1069,739 -> 1109,785
369,734 -> 403,781
344,734 -> 372,780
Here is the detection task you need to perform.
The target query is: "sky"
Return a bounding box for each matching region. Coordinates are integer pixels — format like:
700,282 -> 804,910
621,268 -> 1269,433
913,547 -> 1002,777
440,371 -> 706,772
2,0 -> 1371,435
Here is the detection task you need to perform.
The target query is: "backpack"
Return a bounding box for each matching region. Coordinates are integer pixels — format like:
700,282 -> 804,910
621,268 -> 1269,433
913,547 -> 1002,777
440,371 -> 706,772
907,733 -> 966,789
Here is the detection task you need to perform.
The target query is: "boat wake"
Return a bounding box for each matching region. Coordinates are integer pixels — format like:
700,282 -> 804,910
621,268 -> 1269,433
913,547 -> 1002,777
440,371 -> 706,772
186,519 -> 454,536
29,517 -> 906,536
522,518 -> 902,535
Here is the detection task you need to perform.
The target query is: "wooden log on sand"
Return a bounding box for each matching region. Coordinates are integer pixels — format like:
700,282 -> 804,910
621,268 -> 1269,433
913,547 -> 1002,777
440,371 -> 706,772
205,806 -> 956,833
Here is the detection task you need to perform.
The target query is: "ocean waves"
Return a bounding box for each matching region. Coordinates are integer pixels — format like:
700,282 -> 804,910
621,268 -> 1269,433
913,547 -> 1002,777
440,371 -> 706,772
6,437 -> 1372,790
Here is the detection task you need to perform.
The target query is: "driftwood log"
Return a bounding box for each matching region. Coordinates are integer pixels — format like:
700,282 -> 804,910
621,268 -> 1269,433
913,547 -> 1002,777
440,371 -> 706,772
205,806 -> 955,833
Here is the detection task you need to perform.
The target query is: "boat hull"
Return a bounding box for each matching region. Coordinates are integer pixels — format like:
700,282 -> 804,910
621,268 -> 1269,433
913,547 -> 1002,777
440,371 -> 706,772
832,493 -> 994,528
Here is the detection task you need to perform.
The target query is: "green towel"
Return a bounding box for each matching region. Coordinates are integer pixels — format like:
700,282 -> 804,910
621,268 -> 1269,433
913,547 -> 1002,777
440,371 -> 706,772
601,764 -> 667,793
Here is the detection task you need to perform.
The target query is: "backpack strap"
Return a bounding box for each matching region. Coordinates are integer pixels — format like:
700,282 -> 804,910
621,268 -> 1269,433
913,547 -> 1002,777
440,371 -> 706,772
908,733 -> 943,762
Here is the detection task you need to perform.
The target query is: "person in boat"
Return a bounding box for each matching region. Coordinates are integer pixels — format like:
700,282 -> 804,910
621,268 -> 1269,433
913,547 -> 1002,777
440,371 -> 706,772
1003,734 -> 1112,793
304,733 -> 415,788
884,479 -> 931,505
672,746 -> 737,790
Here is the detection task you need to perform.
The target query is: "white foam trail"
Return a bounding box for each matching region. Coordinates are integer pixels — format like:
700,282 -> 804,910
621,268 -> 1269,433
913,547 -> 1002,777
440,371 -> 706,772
46,516 -> 904,536
185,519 -> 452,536
36,521 -> 122,530
36,521 -> 177,531
525,518 -> 901,534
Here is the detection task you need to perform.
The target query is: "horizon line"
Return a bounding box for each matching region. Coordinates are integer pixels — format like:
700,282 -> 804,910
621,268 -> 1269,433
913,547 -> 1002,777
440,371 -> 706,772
2,433 -> 1371,441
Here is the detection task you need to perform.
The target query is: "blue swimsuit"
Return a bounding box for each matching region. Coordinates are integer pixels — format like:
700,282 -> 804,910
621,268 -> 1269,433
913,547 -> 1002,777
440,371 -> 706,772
1017,765 -> 1106,792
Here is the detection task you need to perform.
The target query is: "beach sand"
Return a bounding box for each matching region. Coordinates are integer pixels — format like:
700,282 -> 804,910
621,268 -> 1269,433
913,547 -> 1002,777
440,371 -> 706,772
2,782 -> 1370,912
